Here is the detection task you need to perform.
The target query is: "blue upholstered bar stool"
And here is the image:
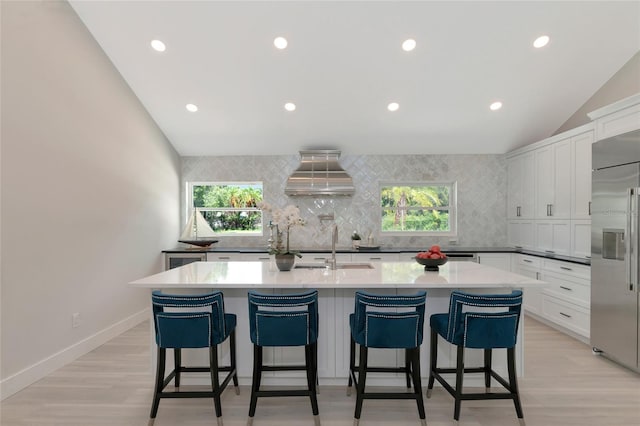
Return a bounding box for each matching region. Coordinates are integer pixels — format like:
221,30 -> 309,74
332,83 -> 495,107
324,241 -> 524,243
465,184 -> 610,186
427,290 -> 525,425
347,290 -> 428,426
247,290 -> 320,426
149,291 -> 238,426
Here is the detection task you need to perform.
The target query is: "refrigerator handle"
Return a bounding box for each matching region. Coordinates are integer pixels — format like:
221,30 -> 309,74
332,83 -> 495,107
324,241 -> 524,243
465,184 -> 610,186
628,188 -> 639,293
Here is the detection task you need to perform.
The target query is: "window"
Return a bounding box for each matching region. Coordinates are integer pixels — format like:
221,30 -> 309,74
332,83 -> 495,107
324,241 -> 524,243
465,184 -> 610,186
380,182 -> 457,235
187,182 -> 263,235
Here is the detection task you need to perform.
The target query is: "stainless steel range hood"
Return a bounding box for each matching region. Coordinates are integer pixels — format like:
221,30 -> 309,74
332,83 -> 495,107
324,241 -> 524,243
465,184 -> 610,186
285,150 -> 355,196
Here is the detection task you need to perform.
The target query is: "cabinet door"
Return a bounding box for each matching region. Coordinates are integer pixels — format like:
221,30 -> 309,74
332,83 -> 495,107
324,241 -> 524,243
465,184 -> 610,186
535,220 -> 571,255
351,253 -> 399,262
514,266 -> 542,315
507,152 -> 535,219
571,131 -> 594,219
552,140 -> 572,219
571,220 -> 591,259
507,155 -> 523,219
508,220 -> 535,249
535,146 -> 554,218
477,253 -> 511,271
536,141 -> 572,219
207,253 -> 242,261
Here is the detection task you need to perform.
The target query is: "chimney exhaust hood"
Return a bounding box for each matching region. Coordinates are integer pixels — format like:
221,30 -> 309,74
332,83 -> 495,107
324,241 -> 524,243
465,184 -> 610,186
285,150 -> 355,196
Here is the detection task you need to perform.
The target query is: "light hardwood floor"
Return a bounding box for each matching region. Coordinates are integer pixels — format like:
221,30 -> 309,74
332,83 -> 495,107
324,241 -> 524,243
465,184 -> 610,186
2,317 -> 639,426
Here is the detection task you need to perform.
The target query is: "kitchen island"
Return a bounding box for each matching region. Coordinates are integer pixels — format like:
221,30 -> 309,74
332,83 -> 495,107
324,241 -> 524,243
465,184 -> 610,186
130,260 -> 542,386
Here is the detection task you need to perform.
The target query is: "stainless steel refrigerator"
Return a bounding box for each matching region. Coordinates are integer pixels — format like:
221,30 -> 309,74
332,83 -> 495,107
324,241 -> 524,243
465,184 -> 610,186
591,129 -> 640,372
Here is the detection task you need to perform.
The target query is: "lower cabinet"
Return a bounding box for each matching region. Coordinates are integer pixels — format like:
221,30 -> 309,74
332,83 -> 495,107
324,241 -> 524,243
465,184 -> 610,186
511,255 -> 543,316
477,253 -> 511,270
513,255 -> 591,340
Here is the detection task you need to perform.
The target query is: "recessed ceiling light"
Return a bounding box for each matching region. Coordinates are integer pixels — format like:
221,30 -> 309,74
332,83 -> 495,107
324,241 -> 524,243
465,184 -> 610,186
533,35 -> 550,48
274,37 -> 288,50
402,39 -> 416,52
490,101 -> 503,111
150,39 -> 166,52
284,102 -> 296,111
387,102 -> 400,112
185,103 -> 198,112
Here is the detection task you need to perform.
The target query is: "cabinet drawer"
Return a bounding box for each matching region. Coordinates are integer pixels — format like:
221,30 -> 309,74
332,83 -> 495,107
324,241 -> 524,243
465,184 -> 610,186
542,259 -> 590,280
515,254 -> 541,269
541,295 -> 590,338
542,271 -> 590,306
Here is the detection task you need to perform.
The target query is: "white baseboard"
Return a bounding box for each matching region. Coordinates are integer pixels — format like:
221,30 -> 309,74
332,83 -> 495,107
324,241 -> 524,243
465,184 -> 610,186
0,308 -> 149,401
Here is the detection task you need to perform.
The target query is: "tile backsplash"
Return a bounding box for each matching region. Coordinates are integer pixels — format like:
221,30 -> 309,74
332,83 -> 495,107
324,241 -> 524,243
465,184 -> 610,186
181,154 -> 508,250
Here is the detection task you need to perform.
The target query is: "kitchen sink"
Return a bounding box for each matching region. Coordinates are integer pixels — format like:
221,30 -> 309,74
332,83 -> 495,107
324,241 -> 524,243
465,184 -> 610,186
294,262 -> 374,270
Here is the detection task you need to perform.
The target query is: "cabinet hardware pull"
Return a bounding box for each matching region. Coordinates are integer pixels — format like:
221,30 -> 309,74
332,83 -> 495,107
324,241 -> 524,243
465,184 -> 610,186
560,266 -> 572,271
219,257 -> 230,260
559,312 -> 572,318
516,206 -> 521,217
559,286 -> 572,291
523,259 -> 533,263
369,257 -> 382,260
545,250 -> 555,254
535,272 -> 540,279
588,201 -> 591,216
313,257 -> 326,260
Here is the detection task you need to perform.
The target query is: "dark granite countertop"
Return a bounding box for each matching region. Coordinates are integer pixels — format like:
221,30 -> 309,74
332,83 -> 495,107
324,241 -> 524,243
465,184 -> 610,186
162,246 -> 590,265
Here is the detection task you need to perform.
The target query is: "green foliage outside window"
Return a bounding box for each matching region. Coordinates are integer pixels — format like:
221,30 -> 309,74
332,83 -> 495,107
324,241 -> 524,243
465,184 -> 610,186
381,184 -> 454,233
191,183 -> 263,234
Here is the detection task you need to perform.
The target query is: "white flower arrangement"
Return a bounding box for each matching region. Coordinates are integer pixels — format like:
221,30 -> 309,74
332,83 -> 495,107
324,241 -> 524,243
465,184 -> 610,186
259,202 -> 305,256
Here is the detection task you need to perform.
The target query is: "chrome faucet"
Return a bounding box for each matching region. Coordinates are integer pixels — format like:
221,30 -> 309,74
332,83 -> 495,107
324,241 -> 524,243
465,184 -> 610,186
326,223 -> 338,270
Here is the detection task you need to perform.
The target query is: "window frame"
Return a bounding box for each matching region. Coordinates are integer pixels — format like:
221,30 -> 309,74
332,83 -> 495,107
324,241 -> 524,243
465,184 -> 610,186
186,181 -> 264,236
379,181 -> 457,236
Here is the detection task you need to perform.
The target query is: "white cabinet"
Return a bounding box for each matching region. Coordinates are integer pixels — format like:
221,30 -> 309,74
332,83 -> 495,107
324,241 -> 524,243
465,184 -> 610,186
207,252 -> 243,261
477,253 -> 511,271
511,254 -> 542,315
351,253 -> 400,262
540,259 -> 591,339
242,253 -> 272,261
588,93 -> 640,141
535,220 -> 571,256
512,254 -> 591,340
571,220 -> 591,259
507,123 -> 593,255
571,131 -> 594,220
508,220 -> 535,249
507,151 -> 535,219
535,139 -> 571,219
302,252 -> 351,263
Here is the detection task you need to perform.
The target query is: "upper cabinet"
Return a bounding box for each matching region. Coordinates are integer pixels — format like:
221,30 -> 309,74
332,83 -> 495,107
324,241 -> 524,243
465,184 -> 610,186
587,93 -> 640,141
507,123 -> 594,258
507,151 -> 535,219
534,139 -> 571,219
571,131 -> 594,220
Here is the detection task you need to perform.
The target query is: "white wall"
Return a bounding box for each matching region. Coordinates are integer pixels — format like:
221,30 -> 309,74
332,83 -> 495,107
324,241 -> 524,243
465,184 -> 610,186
555,51 -> 640,134
0,1 -> 181,399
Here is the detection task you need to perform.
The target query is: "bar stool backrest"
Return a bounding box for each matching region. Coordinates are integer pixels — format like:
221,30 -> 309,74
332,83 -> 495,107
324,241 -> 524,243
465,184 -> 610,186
151,291 -> 227,348
445,290 -> 523,349
248,290 -> 319,347
352,291 -> 427,349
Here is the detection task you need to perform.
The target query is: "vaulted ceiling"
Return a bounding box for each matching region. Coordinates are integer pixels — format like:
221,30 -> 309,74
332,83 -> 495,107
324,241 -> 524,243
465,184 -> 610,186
69,1 -> 640,156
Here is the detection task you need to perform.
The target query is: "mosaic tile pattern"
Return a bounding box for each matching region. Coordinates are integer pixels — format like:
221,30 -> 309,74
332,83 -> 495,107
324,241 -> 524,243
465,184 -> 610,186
182,154 -> 508,250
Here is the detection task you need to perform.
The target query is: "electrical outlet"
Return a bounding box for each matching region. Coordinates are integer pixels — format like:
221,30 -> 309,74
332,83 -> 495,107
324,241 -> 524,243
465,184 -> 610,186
72,313 -> 81,328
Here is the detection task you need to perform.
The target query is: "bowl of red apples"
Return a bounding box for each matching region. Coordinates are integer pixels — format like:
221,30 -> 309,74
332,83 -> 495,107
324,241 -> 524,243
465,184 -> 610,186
415,245 -> 448,271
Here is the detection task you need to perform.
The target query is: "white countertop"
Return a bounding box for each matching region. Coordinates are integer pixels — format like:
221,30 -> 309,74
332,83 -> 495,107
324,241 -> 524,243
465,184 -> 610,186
129,261 -> 543,289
